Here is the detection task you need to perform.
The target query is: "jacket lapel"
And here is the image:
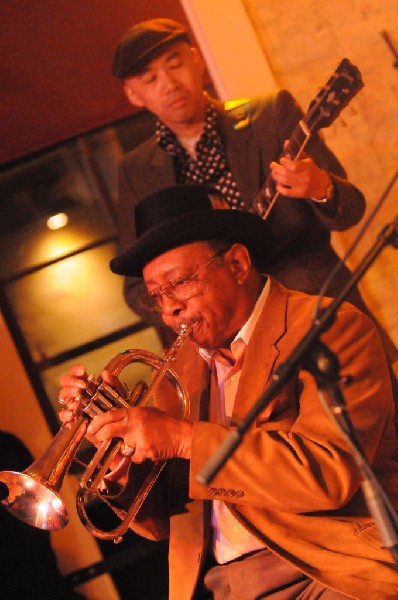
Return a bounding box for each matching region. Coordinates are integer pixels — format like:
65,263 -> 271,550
232,279 -> 289,425
214,98 -> 262,205
172,338 -> 208,422
146,139 -> 177,187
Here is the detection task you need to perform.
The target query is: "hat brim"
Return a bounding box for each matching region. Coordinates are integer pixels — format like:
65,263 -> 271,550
110,209 -> 276,276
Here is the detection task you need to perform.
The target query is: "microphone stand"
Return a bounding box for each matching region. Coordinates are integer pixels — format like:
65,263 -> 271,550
197,213 -> 398,559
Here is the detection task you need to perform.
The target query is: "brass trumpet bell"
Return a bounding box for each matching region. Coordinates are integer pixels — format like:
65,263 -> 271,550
0,415 -> 88,530
0,471 -> 68,530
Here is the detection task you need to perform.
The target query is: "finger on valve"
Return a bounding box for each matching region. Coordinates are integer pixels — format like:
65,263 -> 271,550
120,443 -> 136,457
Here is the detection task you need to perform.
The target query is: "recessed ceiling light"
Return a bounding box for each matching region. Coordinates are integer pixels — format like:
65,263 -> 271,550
47,212 -> 69,230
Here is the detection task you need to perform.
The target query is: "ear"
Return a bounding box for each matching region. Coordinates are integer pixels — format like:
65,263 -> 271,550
190,47 -> 206,78
226,244 -> 252,285
123,82 -> 145,108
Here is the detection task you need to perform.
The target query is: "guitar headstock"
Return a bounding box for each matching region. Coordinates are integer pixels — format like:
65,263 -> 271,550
305,58 -> 364,133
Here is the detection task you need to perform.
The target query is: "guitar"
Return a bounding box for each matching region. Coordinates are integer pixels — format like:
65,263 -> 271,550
252,58 -> 364,220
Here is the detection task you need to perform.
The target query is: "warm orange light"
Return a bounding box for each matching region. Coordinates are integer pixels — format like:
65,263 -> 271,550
46,212 -> 69,230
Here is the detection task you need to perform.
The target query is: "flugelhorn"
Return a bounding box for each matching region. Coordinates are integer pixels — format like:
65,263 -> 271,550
0,324 -> 191,543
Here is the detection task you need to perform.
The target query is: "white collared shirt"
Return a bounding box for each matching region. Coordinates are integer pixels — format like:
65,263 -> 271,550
199,278 -> 270,563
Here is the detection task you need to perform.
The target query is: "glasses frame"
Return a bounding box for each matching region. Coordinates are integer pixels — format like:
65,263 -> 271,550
148,247 -> 230,308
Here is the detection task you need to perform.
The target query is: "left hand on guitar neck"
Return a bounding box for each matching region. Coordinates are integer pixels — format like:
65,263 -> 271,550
269,146 -> 332,201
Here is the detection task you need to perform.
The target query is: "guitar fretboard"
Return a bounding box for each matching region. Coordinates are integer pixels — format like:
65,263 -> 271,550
252,121 -> 311,219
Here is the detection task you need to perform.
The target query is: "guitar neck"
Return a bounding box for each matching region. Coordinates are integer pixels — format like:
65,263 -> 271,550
250,59 -> 364,220
252,120 -> 311,219
284,120 -> 312,160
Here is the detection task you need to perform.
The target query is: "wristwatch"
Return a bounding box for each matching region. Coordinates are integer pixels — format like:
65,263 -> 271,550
311,177 -> 334,203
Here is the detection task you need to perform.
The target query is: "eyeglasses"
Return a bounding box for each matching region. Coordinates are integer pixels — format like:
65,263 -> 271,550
142,248 -> 229,312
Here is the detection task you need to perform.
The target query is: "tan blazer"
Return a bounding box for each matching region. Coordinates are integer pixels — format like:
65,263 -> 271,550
119,279 -> 398,599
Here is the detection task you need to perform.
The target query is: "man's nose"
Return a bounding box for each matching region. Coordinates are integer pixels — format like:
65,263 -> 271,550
160,294 -> 185,317
160,68 -> 180,90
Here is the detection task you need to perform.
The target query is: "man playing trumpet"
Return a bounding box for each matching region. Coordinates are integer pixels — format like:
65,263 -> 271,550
59,184 -> 398,599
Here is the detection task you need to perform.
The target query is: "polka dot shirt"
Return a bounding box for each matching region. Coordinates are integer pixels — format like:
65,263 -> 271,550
156,103 -> 246,209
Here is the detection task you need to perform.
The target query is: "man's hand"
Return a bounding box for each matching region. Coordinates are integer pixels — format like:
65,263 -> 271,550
87,405 -> 193,463
269,146 -> 332,200
58,365 -> 193,462
58,365 -> 120,447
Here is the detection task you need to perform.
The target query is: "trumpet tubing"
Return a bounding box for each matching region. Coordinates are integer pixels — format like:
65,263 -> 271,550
0,324 -> 191,542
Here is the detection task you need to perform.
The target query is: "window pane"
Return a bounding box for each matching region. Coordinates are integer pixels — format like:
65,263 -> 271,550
4,242 -> 139,362
0,138 -> 116,280
42,327 -> 163,416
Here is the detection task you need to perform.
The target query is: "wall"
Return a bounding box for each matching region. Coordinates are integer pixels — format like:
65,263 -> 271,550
181,0 -> 277,97
241,0 -> 398,354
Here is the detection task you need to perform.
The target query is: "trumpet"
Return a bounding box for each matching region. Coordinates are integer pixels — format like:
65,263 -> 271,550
0,324 -> 191,543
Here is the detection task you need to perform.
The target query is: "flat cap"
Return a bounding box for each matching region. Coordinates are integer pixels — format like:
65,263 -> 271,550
112,18 -> 190,79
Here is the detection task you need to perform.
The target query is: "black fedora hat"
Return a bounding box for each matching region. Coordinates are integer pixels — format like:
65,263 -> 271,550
110,184 -> 276,277
112,18 -> 190,79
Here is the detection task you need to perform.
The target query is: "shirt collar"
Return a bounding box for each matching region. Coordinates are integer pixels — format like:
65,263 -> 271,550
156,98 -> 219,152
